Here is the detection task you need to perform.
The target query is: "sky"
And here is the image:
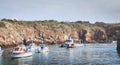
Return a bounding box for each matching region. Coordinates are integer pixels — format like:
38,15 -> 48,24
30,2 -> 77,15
0,0 -> 120,23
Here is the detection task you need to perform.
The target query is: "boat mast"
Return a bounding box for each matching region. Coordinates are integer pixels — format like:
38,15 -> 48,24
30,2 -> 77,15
41,32 -> 44,44
21,29 -> 27,45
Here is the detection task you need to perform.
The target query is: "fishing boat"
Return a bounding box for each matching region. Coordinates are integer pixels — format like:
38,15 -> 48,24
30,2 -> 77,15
0,47 -> 4,56
59,37 -> 76,48
37,44 -> 49,53
65,37 -> 75,48
10,44 -> 32,58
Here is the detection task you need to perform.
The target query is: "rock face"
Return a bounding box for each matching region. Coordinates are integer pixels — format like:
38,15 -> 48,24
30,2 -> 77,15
0,19 -> 119,47
105,24 -> 120,42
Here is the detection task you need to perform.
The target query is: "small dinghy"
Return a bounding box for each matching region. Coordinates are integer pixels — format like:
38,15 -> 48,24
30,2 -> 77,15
37,32 -> 49,53
37,44 -> 49,53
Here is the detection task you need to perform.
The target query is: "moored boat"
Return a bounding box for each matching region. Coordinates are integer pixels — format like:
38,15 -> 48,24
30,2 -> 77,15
37,44 -> 49,53
65,38 -> 75,48
37,32 -> 49,53
112,40 -> 117,43
74,39 -> 84,47
10,44 -> 32,58
27,43 -> 37,52
0,47 -> 4,56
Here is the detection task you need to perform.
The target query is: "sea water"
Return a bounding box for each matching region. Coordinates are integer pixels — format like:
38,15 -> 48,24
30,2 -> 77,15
0,43 -> 120,65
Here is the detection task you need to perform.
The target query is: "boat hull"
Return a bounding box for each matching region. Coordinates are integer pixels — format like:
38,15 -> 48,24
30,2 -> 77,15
0,50 -> 4,56
74,44 -> 84,46
11,52 -> 32,58
38,47 -> 49,53
59,44 -> 66,48
66,44 -> 75,48
38,49 -> 48,53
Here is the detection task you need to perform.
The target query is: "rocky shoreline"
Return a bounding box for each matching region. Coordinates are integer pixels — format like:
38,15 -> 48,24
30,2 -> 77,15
0,19 -> 119,48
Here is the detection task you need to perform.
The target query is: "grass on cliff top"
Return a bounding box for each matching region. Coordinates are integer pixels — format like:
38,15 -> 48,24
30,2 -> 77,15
1,18 -> 26,26
1,19 -> 107,28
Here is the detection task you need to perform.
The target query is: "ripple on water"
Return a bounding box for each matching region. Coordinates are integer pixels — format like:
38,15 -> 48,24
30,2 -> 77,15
0,43 -> 120,65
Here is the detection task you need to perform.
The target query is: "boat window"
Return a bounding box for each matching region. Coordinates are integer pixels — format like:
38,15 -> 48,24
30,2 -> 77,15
66,40 -> 72,42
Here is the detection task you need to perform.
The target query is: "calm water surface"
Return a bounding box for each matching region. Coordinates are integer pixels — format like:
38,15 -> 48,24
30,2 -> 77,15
0,43 -> 120,65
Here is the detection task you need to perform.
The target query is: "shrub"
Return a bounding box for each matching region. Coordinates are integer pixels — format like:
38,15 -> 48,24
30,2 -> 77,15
0,22 -> 5,27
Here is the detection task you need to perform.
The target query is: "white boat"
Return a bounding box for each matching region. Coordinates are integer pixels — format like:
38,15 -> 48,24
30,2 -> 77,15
27,43 -> 37,52
0,47 -> 4,56
74,39 -> 84,47
112,41 -> 117,43
10,44 -> 32,58
65,38 -> 75,48
37,44 -> 49,53
74,44 -> 83,46
37,32 -> 49,53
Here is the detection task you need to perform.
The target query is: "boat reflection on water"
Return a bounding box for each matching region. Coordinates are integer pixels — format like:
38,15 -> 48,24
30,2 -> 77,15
37,44 -> 49,53
0,56 -> 3,65
33,53 -> 49,64
12,56 -> 32,64
2,55 -> 33,65
68,48 -> 74,64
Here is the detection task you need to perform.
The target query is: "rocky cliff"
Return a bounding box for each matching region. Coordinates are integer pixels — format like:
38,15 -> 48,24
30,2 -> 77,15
0,19 -> 119,47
